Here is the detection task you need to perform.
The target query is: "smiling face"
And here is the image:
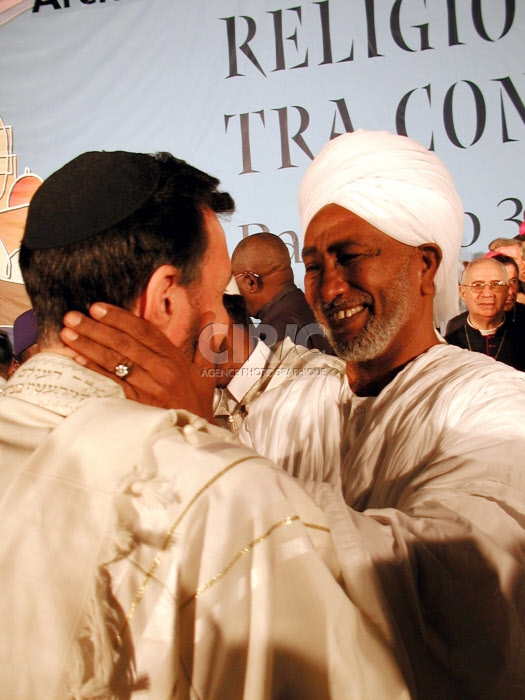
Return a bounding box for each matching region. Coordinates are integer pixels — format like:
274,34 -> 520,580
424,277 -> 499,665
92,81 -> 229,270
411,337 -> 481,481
302,204 -> 429,365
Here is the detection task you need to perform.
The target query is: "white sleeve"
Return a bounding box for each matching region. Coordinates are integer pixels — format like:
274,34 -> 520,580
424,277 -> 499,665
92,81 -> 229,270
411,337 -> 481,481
238,373 -> 347,486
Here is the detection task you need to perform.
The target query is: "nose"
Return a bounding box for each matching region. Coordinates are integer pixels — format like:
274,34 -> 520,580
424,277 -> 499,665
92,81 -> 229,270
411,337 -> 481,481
480,284 -> 495,297
318,263 -> 350,305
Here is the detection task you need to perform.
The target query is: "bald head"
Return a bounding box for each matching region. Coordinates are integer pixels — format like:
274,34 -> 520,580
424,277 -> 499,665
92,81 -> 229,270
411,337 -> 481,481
462,257 -> 508,286
231,233 -> 297,316
231,233 -> 293,277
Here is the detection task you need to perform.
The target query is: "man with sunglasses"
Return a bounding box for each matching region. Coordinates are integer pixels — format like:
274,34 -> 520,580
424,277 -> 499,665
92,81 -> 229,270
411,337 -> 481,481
445,256 -> 525,370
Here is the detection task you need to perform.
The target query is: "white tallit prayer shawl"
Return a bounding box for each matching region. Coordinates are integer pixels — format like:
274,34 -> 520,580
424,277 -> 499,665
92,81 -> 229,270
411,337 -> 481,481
298,129 -> 464,329
239,344 -> 525,698
0,353 -> 409,700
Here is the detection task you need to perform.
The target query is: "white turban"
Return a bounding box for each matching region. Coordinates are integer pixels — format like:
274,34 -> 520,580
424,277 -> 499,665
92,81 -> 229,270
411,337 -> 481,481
298,129 -> 464,328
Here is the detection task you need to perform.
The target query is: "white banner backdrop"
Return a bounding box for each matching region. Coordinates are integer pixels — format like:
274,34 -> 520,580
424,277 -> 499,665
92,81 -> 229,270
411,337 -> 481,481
0,0 -> 524,325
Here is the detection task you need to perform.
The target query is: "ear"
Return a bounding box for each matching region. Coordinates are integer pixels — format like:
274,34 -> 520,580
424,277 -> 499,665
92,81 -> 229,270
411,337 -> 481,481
417,243 -> 442,296
136,264 -> 187,333
238,271 -> 263,294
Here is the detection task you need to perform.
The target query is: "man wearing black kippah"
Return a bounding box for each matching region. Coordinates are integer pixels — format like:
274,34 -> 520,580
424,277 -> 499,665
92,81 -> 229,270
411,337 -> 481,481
0,151 -> 407,699
60,132 -> 525,699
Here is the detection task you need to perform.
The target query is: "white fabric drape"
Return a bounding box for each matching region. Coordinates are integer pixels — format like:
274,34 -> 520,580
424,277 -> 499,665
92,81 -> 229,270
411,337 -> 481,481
0,353 -> 409,699
240,344 -> 525,697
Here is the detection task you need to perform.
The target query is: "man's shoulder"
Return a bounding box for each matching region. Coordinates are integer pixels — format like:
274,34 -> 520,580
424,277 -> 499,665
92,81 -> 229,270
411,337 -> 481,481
444,311 -> 467,336
238,368 -> 347,472
400,343 -> 525,399
264,285 -> 313,321
509,302 -> 525,330
242,366 -> 348,429
62,397 -> 284,495
443,326 -> 464,342
279,286 -> 316,319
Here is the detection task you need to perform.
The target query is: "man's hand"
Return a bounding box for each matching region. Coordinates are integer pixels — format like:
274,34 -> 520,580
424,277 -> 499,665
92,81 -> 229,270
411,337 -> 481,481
60,303 -> 218,422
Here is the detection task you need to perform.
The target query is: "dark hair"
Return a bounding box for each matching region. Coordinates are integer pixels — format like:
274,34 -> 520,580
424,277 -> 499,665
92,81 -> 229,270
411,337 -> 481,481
0,331 -> 14,378
19,152 -> 234,343
223,294 -> 251,326
491,253 -> 519,276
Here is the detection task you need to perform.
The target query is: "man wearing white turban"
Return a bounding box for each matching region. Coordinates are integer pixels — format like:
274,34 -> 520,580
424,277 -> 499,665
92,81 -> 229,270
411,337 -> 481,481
237,130 -> 525,698
61,131 -> 525,698
299,129 -> 464,331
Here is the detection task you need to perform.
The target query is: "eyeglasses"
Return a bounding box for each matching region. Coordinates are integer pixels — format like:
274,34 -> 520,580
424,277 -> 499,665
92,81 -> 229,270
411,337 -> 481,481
234,267 -> 284,281
234,271 -> 261,280
462,281 -> 508,293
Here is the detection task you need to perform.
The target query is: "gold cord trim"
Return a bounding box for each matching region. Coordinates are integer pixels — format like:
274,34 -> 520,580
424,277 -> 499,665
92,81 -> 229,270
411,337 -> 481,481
181,519 -> 330,609
124,454 -> 257,623
304,521 -> 330,533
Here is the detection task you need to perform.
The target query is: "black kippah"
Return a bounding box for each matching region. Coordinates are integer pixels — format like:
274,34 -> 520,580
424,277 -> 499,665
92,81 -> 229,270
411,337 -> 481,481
23,150 -> 161,249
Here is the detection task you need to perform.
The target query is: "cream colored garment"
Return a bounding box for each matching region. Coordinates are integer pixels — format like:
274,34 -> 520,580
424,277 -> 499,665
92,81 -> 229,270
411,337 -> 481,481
213,337 -> 345,432
240,344 -> 525,698
0,353 -> 409,699
298,130 -> 464,328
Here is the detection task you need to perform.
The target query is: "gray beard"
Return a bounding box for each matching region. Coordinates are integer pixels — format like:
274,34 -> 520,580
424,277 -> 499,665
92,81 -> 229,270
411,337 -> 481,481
322,269 -> 412,363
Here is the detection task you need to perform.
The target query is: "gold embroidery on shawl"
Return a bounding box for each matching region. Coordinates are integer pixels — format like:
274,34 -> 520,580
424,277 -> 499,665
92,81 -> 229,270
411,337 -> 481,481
304,522 -> 331,533
124,454 -> 257,624
181,519 -> 330,609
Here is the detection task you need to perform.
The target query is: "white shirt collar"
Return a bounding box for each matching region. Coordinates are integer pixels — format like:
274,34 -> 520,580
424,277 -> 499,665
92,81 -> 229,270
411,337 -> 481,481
226,339 -> 272,403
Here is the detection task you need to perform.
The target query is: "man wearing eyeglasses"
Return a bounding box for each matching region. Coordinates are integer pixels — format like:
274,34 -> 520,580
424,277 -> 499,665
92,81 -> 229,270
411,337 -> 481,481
445,256 -> 525,370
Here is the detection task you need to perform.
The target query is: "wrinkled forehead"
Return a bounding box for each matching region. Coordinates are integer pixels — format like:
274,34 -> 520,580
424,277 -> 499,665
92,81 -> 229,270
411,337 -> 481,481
302,203 -> 413,259
465,259 -> 507,282
495,244 -> 521,259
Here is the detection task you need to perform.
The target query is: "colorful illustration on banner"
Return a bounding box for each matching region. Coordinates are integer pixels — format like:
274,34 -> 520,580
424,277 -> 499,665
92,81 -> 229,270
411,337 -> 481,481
0,0 -> 33,28
0,112 -> 42,327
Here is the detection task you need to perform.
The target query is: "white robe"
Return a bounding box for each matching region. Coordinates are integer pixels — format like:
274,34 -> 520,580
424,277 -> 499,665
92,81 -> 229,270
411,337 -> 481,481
239,343 -> 525,698
0,353 -> 408,699
213,337 -> 344,432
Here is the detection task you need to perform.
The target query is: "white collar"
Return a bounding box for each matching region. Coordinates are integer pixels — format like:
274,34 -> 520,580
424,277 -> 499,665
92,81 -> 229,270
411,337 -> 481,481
467,314 -> 505,336
226,339 -> 272,403
2,352 -> 125,416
